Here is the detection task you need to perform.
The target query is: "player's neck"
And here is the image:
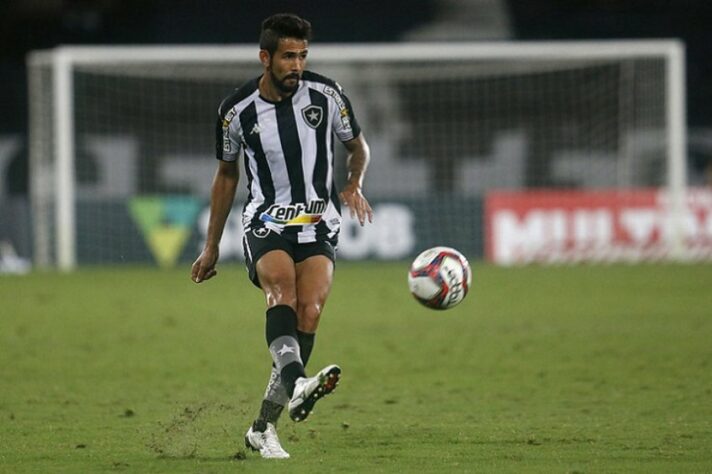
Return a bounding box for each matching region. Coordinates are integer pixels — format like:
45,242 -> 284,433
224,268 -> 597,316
259,74 -> 295,103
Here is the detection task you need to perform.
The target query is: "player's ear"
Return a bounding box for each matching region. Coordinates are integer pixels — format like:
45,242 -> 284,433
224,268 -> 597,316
259,50 -> 271,69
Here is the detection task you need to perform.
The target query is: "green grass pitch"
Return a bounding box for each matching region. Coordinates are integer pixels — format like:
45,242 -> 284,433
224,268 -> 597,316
1,262 -> 712,473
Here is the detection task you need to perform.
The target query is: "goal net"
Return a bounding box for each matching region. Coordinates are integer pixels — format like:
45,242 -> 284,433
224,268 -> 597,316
29,42 -> 704,269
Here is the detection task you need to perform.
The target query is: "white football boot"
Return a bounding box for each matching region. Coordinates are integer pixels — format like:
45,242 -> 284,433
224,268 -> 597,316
288,364 -> 341,422
244,423 -> 290,459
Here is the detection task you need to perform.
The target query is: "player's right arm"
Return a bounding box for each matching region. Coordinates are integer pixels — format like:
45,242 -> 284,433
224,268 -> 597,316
191,159 -> 239,283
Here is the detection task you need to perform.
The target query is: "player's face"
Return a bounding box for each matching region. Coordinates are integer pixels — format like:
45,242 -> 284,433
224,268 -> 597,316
267,38 -> 308,94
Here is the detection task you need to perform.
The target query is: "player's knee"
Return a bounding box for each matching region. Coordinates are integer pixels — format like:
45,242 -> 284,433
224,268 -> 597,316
297,302 -> 322,331
261,273 -> 297,308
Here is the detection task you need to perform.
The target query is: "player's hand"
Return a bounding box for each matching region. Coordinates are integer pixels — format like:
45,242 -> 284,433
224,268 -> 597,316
339,183 -> 373,226
191,247 -> 219,283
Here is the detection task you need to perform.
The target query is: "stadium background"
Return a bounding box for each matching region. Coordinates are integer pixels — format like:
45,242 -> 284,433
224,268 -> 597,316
2,0 -> 712,268
2,3 -> 712,472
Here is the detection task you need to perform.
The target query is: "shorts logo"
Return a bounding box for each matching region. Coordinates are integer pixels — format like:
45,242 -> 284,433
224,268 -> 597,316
301,105 -> 323,129
253,227 -> 270,238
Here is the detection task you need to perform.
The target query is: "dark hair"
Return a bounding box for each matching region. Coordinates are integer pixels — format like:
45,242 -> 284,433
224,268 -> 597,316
259,13 -> 312,55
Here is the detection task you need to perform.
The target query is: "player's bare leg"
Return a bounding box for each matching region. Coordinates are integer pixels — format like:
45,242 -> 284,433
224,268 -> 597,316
246,250 -> 301,458
255,249 -> 309,398
253,255 -> 336,431
257,250 -> 298,309
288,255 -> 340,422
295,255 -> 334,332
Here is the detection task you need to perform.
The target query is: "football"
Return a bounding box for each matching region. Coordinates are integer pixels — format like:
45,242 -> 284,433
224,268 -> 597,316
408,246 -> 472,310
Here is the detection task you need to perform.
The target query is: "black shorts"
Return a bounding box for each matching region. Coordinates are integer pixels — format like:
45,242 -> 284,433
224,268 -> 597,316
242,228 -> 336,288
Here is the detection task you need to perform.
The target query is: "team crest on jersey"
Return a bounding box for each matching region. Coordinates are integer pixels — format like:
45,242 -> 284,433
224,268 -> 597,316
301,105 -> 323,129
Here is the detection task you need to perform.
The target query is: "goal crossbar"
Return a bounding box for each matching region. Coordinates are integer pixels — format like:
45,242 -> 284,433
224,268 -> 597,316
32,40 -> 684,64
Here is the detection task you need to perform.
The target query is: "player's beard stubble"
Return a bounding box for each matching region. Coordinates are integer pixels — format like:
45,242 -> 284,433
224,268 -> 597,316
269,68 -> 300,94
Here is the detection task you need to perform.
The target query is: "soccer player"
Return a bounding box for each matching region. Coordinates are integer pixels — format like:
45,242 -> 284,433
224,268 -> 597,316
190,13 -> 373,459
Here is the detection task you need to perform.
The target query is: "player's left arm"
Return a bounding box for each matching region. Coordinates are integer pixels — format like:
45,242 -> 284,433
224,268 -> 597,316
339,133 -> 373,226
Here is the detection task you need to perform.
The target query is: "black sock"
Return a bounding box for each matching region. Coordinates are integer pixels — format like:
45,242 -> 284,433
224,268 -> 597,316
297,330 -> 315,367
253,400 -> 284,432
265,305 -> 305,397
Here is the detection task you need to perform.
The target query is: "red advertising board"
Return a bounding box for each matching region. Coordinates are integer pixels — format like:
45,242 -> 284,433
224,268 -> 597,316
485,189 -> 712,264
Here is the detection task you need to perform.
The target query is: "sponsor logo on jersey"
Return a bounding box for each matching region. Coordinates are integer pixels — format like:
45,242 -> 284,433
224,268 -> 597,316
301,105 -> 323,129
222,108 -> 237,152
259,199 -> 327,226
323,85 -> 352,131
324,85 -> 346,109
340,114 -> 351,130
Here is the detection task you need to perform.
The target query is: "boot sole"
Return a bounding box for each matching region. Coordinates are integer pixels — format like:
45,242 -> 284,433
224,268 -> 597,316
289,366 -> 341,422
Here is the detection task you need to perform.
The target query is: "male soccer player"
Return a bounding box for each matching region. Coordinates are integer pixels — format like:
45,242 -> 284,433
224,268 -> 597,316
190,13 -> 373,459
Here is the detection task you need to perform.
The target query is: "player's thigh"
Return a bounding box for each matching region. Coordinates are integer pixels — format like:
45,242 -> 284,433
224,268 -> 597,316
296,255 -> 334,296
256,250 -> 298,308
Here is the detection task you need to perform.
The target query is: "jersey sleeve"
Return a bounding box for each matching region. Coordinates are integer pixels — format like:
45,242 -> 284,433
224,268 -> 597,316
215,103 -> 242,162
323,83 -> 362,142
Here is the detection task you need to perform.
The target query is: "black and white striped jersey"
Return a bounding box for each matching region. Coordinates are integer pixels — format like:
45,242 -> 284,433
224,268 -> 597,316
216,71 -> 361,244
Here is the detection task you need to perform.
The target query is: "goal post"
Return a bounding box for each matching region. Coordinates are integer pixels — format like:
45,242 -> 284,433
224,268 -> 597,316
28,41 -> 693,270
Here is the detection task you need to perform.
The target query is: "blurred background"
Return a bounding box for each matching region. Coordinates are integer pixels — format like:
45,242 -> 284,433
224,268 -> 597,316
2,0 -> 712,270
